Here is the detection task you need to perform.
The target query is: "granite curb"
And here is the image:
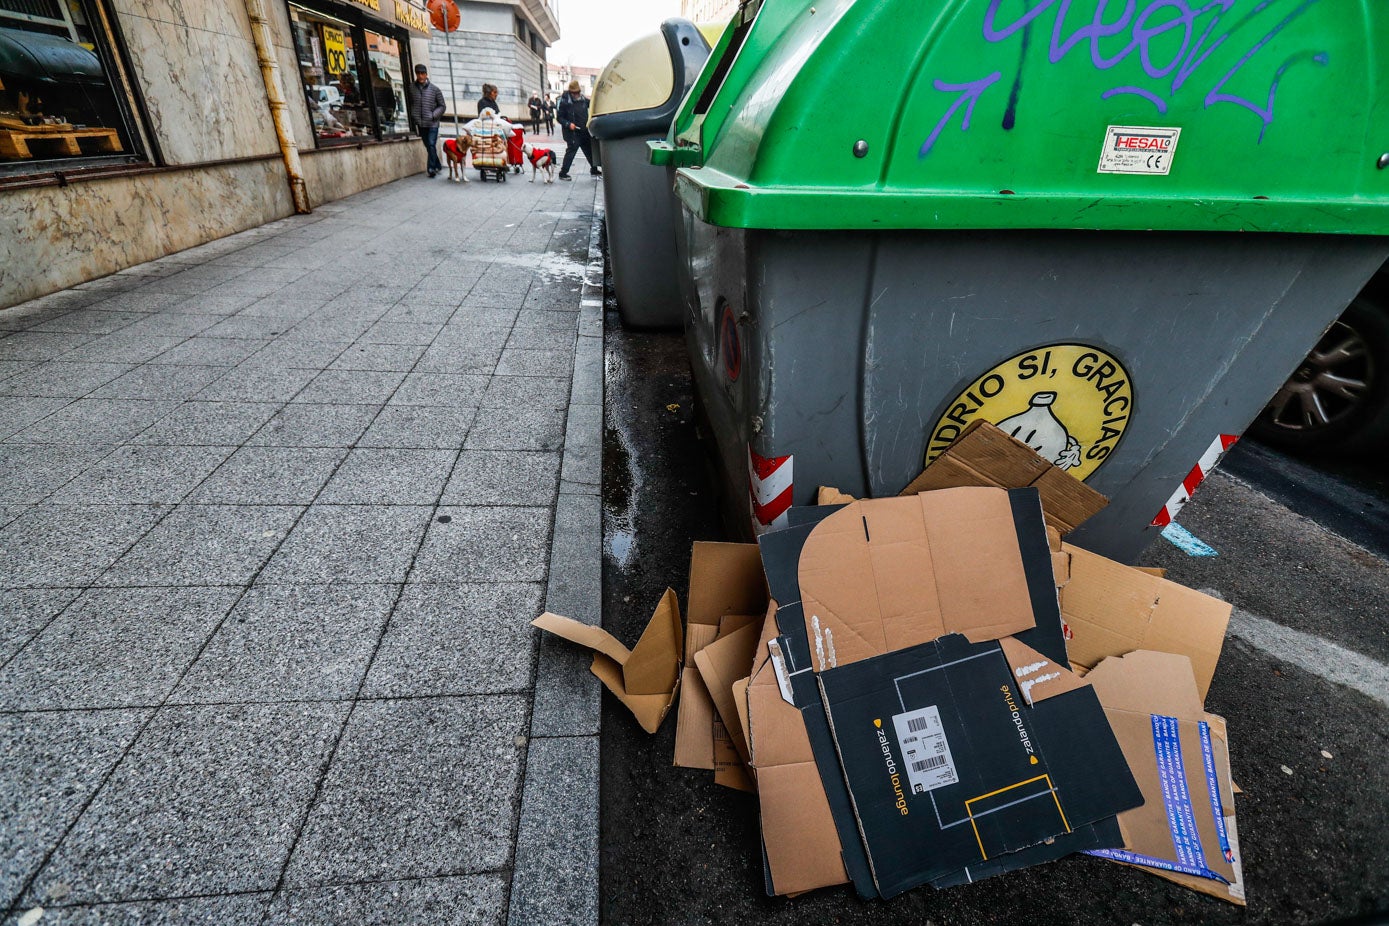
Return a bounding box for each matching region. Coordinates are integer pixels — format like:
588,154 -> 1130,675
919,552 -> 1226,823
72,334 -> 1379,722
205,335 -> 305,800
507,189 -> 605,926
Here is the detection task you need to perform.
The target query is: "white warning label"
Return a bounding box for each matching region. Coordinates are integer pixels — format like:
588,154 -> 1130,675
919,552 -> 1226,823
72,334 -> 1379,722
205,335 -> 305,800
892,705 -> 959,794
1097,125 -> 1181,175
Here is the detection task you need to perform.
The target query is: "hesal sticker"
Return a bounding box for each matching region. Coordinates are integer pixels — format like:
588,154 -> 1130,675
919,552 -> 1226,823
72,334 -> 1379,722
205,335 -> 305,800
1097,125 -> 1181,175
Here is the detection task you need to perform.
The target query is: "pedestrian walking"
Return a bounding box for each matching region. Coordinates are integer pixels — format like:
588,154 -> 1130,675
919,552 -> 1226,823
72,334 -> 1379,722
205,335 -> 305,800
528,92 -> 543,134
543,95 -> 555,135
557,80 -> 599,181
408,64 -> 446,178
477,83 -> 500,117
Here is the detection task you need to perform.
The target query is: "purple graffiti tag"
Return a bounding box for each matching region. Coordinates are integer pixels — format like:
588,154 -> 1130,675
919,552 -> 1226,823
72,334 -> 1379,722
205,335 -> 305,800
1204,0 -> 1326,139
919,72 -> 1002,158
1101,86 -> 1169,112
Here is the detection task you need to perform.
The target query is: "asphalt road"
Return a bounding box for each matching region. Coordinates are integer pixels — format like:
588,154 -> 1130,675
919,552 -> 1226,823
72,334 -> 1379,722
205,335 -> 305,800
598,319 -> 1389,926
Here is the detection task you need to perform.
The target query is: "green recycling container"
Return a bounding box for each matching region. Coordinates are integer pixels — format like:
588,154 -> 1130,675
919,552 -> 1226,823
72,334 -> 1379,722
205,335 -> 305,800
590,18 -> 720,329
650,0 -> 1389,561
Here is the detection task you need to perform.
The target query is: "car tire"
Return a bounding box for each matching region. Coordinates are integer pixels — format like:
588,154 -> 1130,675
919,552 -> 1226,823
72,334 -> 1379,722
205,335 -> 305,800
1249,291 -> 1389,453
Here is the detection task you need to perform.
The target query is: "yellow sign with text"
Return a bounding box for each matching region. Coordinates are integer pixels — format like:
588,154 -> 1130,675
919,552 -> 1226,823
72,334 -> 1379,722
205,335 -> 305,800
925,344 -> 1133,481
322,27 -> 347,75
396,0 -> 431,33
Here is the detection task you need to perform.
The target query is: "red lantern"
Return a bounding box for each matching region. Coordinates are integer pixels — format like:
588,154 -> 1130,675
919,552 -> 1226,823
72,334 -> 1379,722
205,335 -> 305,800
427,0 -> 461,32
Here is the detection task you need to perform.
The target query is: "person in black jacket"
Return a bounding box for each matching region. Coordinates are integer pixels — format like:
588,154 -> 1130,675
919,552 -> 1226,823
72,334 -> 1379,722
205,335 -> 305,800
556,80 -> 599,180
408,64 -> 447,177
528,92 -> 543,133
477,83 -> 499,117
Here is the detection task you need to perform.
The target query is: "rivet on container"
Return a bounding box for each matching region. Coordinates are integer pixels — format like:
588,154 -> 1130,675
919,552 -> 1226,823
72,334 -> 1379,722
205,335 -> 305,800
1378,152 -> 1389,170
853,140 -> 869,158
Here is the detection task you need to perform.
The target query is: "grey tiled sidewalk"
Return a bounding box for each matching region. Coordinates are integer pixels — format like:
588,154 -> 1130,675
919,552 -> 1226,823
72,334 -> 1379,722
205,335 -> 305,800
0,172 -> 604,925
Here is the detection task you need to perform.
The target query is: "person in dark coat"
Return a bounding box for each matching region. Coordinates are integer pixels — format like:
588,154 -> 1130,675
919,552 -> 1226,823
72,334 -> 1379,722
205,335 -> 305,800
528,92 -> 543,133
408,64 -> 446,177
477,83 -> 500,117
543,94 -> 556,134
556,80 -> 599,180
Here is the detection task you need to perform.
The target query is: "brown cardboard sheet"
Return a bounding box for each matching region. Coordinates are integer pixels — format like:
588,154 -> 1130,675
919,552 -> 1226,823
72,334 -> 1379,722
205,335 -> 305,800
796,489 -> 1037,668
1085,651 -> 1244,904
1059,544 -> 1231,702
532,587 -> 682,734
900,420 -> 1107,534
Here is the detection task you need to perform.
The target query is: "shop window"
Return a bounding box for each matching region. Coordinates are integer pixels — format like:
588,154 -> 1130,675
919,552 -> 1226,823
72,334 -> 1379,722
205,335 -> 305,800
364,29 -> 406,137
0,0 -> 144,174
289,4 -> 373,143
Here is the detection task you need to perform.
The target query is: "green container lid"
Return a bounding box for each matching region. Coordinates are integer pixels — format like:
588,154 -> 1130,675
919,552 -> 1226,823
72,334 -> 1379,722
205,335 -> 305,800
650,0 -> 1389,234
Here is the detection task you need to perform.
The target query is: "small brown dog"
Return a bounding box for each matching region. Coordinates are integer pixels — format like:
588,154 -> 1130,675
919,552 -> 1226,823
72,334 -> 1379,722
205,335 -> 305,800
443,135 -> 472,183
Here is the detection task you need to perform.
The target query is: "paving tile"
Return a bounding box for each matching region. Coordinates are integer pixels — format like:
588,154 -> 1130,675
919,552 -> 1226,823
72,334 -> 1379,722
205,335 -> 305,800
494,348 -> 574,378
194,366 -> 318,402
3,895 -> 273,925
292,370 -> 405,405
363,583 -> 541,697
0,587 -> 240,710
512,309 -> 579,331
173,583 -> 396,702
116,312 -> 220,338
0,362 -> 133,398
0,444 -> 116,504
242,339 -> 352,371
327,341 -> 426,372
84,364 -> 225,402
26,702 -> 345,904
30,311 -> 146,335
286,316 -> 374,343
0,504 -> 168,588
85,291 -> 188,314
258,505 -> 431,585
0,710 -> 150,910
0,588 -> 81,666
145,336 -> 268,366
412,506 -> 551,584
430,324 -> 513,350
378,302 -> 459,324
247,403 -> 378,447
481,375 -> 571,409
357,405 -> 475,450
0,396 -> 71,441
389,372 -> 488,407
0,359 -> 35,382
506,736 -> 599,926
131,400 -> 281,446
358,321 -> 444,345
200,315 -> 296,340
0,332 -> 99,362
505,327 -> 576,350
283,696 -> 525,886
440,450 -> 560,507
5,399 -> 177,445
266,874 -> 506,926
50,445 -> 234,505
464,405 -> 566,452
54,333 -> 187,365
168,293 -> 264,315
99,505 -> 301,587
414,341 -> 505,375
190,446 -> 347,505
318,448 -> 454,505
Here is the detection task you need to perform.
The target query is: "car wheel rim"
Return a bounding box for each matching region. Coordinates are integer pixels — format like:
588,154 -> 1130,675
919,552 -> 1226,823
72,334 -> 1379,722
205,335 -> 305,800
1264,317 -> 1374,433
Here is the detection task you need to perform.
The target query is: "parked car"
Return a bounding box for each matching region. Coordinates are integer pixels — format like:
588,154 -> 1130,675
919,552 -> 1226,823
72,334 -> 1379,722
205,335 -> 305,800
1249,270 -> 1389,453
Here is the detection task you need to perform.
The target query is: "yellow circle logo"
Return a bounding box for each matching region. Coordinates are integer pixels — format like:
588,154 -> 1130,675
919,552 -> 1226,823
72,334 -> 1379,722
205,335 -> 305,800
926,345 -> 1133,481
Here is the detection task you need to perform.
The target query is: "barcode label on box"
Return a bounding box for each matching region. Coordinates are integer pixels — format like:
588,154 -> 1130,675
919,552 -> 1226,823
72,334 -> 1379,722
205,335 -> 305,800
893,705 -> 958,794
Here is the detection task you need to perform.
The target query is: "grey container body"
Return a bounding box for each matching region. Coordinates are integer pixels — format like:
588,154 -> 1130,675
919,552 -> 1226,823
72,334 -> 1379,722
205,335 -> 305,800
597,134 -> 685,329
676,208 -> 1389,562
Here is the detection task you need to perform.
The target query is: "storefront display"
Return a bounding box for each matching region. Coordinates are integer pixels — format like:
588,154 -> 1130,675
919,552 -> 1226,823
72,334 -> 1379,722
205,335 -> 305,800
0,0 -> 143,173
288,1 -> 424,146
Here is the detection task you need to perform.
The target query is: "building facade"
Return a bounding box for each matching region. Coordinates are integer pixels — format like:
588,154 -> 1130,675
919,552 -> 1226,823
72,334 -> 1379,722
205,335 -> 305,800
545,63 -> 597,98
680,0 -> 738,24
426,0 -> 559,123
0,0 -> 446,309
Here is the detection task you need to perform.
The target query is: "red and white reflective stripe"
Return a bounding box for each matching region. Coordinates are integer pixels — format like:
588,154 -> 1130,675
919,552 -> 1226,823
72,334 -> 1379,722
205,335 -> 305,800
748,448 -> 793,532
1151,434 -> 1239,527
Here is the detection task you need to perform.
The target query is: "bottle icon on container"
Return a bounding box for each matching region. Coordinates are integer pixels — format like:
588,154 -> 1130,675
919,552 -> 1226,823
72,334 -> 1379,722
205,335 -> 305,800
995,392 -> 1082,470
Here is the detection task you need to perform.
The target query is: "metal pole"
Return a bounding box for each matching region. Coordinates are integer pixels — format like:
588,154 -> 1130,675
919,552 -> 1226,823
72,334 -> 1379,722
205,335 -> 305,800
446,26 -> 459,140
244,0 -> 311,214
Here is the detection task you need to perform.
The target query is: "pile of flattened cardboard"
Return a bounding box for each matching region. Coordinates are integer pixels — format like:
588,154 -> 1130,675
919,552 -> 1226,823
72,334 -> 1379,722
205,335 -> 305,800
536,421 -> 1245,905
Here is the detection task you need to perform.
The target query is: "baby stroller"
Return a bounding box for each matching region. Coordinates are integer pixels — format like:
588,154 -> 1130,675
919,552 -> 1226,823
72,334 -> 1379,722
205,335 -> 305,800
468,111 -> 511,182
507,126 -> 526,174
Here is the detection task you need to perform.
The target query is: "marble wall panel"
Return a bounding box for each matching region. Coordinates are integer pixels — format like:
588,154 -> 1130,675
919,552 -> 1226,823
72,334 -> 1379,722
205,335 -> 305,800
112,1 -> 280,165
300,140 -> 422,208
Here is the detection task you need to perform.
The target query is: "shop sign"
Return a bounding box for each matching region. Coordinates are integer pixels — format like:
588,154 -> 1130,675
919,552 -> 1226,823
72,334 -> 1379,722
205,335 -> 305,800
347,0 -> 381,10
925,344 -> 1133,480
322,27 -> 347,74
395,0 -> 431,33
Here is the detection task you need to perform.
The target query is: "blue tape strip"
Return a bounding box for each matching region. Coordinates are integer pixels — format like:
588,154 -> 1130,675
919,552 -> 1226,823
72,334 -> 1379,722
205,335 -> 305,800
1152,714 -> 1206,869
1161,522 -> 1218,557
1086,847 -> 1229,882
1199,721 -> 1236,864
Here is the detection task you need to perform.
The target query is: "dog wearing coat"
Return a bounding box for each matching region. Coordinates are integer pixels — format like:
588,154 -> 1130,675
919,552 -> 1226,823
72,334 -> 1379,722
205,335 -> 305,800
443,135 -> 472,182
521,143 -> 557,183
